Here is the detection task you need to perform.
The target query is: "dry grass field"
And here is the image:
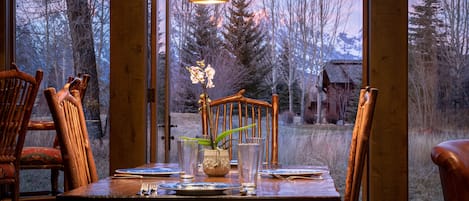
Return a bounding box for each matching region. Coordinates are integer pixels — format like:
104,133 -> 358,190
20,113 -> 468,201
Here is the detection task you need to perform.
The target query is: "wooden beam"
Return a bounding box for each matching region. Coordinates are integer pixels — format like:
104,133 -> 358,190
109,0 -> 148,174
0,1 -> 5,69
362,0 -> 369,87
1,0 -> 15,69
369,0 -> 408,200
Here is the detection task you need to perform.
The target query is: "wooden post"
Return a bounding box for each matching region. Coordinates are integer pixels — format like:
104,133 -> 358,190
0,0 -> 15,69
109,0 -> 148,173
0,1 -> 5,69
368,0 -> 408,200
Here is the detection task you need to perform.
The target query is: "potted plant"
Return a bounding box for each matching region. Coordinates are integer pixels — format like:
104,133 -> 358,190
182,123 -> 255,177
184,60 -> 255,176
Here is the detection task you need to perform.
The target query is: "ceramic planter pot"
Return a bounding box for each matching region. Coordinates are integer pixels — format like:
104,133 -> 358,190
202,149 -> 230,177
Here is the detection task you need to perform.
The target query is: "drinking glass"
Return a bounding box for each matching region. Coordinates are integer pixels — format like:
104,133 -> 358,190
245,137 -> 266,172
237,142 -> 260,195
196,135 -> 211,175
177,137 -> 199,179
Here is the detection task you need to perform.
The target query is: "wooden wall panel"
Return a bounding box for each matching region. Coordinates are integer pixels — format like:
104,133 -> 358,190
369,0 -> 408,200
1,0 -> 14,69
0,1 -> 5,69
109,0 -> 147,174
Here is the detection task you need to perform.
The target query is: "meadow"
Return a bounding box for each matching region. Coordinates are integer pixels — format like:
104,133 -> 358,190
20,113 -> 467,201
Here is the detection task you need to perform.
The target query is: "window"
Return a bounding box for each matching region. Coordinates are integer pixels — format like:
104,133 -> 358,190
408,0 -> 469,200
16,0 -> 110,193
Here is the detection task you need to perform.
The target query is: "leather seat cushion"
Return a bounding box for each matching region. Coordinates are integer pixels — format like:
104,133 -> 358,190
20,147 -> 62,165
0,163 -> 15,179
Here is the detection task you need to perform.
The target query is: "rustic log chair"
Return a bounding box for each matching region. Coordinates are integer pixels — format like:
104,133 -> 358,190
43,82 -> 98,190
0,64 -> 43,201
344,87 -> 378,201
20,74 -> 89,195
199,89 -> 279,167
431,139 -> 469,201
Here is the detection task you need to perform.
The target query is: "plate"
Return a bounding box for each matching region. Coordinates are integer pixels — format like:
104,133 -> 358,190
158,182 -> 238,195
259,168 -> 326,177
230,160 -> 238,166
114,167 -> 180,176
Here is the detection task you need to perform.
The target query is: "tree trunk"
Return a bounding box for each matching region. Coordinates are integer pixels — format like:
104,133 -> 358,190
66,0 -> 103,138
316,74 -> 323,124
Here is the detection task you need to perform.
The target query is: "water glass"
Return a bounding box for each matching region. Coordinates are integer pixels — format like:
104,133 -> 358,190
196,135 -> 211,175
237,142 -> 260,195
177,137 -> 199,179
245,137 -> 266,172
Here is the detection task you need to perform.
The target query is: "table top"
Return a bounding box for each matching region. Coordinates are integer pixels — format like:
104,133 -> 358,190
57,163 -> 341,201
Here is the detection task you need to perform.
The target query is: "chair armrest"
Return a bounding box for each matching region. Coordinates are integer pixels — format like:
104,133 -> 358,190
431,139 -> 469,181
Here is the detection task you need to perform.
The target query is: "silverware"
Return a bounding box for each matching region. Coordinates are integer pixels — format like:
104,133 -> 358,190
143,183 -> 152,196
113,173 -> 144,179
285,175 -> 324,181
136,182 -> 158,196
272,174 -> 324,181
137,182 -> 149,196
149,183 -> 158,195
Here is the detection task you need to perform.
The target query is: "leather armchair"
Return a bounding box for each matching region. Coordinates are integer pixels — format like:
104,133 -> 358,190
431,139 -> 469,201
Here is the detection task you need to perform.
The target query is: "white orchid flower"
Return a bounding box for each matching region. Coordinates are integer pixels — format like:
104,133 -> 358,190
205,64 -> 215,80
206,79 -> 215,88
186,60 -> 215,89
205,64 -> 215,88
187,66 -> 204,84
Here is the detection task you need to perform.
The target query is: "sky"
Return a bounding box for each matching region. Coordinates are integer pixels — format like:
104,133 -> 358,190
157,0 -> 364,35
344,1 -> 363,35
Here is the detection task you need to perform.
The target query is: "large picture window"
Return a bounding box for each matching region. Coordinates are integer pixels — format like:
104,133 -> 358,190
13,0 -> 467,200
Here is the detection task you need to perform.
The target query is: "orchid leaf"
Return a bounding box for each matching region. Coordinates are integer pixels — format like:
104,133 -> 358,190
214,123 -> 256,146
180,136 -> 212,146
180,124 -> 256,149
197,139 -> 212,146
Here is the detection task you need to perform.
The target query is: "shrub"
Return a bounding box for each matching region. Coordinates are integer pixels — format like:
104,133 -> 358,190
281,111 -> 295,124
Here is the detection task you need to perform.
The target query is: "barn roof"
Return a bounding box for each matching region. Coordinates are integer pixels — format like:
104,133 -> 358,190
323,60 -> 362,85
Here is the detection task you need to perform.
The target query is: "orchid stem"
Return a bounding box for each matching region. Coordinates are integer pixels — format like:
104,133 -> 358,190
204,93 -> 216,149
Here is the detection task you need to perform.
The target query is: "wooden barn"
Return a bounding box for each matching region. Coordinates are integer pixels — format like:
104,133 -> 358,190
322,60 -> 362,124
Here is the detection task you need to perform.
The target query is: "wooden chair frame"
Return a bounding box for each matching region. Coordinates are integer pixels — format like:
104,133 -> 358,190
20,74 -> 90,195
200,89 -> 279,166
43,83 -> 98,190
344,87 -> 378,201
0,64 -> 43,201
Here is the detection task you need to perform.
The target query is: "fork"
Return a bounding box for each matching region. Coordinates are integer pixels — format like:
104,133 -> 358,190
137,182 -> 149,196
148,183 -> 158,195
272,174 -> 324,181
285,175 -> 324,181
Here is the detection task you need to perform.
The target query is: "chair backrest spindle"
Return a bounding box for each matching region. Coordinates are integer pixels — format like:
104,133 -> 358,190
44,83 -> 98,190
344,87 -> 378,201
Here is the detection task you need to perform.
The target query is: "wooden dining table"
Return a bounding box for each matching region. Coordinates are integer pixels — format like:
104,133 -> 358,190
56,163 -> 341,201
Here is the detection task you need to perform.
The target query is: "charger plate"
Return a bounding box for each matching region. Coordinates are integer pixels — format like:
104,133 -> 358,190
114,167 -> 180,176
230,160 -> 238,166
158,182 -> 238,195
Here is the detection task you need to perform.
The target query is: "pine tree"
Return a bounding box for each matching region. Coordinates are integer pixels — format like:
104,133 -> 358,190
178,5 -> 225,112
409,0 -> 444,63
223,0 -> 268,98
408,0 -> 445,130
186,5 -> 223,65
